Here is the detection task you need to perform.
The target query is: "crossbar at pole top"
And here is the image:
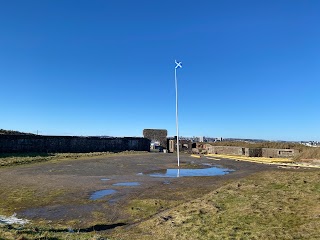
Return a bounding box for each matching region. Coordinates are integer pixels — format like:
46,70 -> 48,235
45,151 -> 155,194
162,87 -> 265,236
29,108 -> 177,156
174,60 -> 182,167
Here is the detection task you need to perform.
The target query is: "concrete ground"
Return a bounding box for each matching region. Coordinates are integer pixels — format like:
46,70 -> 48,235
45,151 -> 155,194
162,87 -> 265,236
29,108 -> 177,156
0,152 -> 279,228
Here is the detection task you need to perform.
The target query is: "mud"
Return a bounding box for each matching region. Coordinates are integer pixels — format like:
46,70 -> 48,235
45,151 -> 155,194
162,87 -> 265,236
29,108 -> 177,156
0,153 -> 278,227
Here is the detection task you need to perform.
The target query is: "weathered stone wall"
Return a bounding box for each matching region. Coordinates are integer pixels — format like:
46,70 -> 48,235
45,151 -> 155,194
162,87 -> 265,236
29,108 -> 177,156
167,138 -> 192,153
204,145 -> 294,158
207,146 -> 244,155
245,148 -> 262,157
262,148 -> 296,158
143,129 -> 167,148
0,135 -> 150,153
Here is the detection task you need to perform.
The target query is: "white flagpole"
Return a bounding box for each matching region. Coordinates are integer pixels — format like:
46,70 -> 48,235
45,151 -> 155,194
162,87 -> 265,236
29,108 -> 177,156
175,60 -> 182,167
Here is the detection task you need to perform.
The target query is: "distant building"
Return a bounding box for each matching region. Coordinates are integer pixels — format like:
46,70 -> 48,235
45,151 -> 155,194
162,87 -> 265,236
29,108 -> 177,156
143,129 -> 167,149
167,137 -> 193,153
199,136 -> 204,142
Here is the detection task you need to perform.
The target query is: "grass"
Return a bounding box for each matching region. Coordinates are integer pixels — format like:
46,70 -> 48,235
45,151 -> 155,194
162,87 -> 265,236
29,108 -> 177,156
208,140 -> 308,152
294,148 -> 320,161
207,141 -> 320,162
0,151 -> 148,167
0,226 -> 108,240
112,170 -> 320,240
205,153 -> 295,164
0,186 -> 66,216
0,184 -> 114,239
126,199 -> 182,222
1,166 -> 319,239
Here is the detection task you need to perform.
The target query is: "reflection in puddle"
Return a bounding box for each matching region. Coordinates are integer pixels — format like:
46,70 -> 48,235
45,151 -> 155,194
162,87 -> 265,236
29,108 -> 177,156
90,189 -> 117,200
108,199 -> 117,204
112,182 -> 140,186
202,163 -> 213,166
149,166 -> 234,178
101,178 -> 110,181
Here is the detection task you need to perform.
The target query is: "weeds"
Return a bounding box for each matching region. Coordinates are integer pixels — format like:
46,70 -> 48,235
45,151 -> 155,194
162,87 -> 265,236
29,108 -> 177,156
0,151 -> 148,167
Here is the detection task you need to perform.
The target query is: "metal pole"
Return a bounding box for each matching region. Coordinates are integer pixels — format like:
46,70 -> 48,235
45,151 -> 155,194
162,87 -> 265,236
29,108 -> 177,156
175,64 -> 180,167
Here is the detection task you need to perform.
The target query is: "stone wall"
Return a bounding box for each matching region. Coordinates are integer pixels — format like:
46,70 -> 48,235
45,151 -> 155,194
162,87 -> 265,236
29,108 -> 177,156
262,148 -> 296,158
0,135 -> 150,153
143,129 -> 167,149
245,148 -> 262,157
206,145 -> 244,155
203,144 -> 295,158
168,138 -> 192,153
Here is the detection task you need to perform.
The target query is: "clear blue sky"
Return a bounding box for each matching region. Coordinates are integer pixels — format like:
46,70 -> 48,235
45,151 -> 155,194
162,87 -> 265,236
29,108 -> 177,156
1,1 -> 319,141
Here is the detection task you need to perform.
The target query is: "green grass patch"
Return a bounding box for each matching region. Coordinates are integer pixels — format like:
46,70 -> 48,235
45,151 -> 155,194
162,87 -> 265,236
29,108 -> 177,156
126,199 -> 181,222
0,186 -> 66,215
0,151 -> 148,167
112,170 -> 320,239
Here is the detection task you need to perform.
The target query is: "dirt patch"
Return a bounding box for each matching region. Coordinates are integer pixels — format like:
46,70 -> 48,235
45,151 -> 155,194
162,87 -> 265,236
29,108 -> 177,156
1,152 -> 315,239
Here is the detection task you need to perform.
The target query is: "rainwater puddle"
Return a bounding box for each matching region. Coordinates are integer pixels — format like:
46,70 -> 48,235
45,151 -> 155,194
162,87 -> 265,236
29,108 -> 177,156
148,166 -> 234,178
112,182 -> 140,186
202,163 -> 213,166
101,178 -> 110,181
0,214 -> 29,225
90,189 -> 117,200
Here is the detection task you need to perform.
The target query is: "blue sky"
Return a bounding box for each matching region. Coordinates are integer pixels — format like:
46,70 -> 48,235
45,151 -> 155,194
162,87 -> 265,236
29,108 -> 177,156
0,1 -> 319,141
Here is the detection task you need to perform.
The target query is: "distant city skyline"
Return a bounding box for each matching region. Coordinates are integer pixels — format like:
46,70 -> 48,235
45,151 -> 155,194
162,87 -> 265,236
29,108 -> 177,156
1,1 -> 319,141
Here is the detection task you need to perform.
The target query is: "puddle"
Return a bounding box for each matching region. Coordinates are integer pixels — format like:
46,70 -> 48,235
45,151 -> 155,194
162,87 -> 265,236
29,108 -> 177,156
108,199 -> 117,204
202,163 -> 213,166
101,178 -> 110,181
0,214 -> 29,225
112,182 -> 140,186
148,166 -> 234,178
90,189 -> 117,200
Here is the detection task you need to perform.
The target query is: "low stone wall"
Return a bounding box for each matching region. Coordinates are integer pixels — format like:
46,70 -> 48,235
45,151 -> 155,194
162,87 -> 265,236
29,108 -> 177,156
0,135 -> 150,153
245,148 -> 262,157
262,148 -> 296,158
208,146 -> 244,155
205,145 -> 294,158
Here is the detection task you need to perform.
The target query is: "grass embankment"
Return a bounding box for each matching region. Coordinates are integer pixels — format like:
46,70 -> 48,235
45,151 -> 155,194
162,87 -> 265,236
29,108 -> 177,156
294,148 -> 320,162
113,170 -> 320,240
0,151 -> 148,167
205,154 -> 294,164
209,141 -> 320,162
209,141 -> 307,151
